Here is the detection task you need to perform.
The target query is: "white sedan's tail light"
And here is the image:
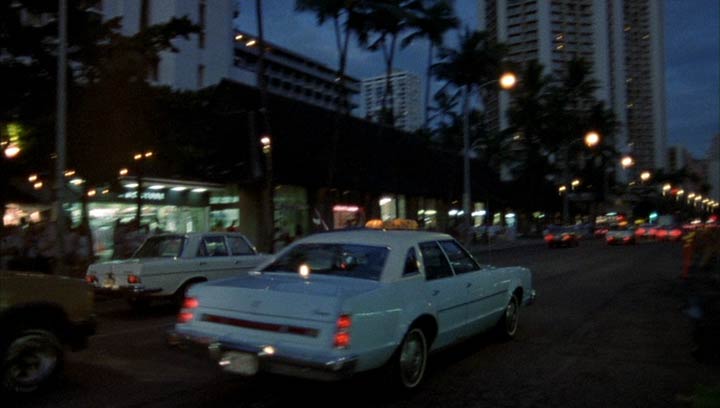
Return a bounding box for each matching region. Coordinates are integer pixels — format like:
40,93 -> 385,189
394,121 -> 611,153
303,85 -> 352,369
333,314 -> 352,349
178,297 -> 199,324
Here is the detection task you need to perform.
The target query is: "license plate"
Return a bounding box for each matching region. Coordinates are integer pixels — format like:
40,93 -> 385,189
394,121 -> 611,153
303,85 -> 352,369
219,351 -> 259,376
103,278 -> 116,289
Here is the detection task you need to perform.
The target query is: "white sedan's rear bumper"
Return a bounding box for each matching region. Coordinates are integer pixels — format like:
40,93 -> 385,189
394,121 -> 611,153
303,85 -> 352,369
168,327 -> 359,381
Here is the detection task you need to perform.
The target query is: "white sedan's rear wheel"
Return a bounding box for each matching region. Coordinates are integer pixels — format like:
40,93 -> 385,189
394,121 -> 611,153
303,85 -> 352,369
395,328 -> 428,389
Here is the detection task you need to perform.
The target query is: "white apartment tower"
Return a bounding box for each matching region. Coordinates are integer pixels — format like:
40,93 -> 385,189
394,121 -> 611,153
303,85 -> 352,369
361,71 -> 422,132
479,0 -> 667,172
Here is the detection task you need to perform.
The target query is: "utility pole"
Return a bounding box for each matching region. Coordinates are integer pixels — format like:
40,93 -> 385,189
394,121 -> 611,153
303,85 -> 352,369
54,0 -> 67,275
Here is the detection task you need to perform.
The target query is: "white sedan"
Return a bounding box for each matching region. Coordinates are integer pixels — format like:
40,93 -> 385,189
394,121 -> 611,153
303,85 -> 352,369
171,230 -> 535,389
85,232 -> 272,307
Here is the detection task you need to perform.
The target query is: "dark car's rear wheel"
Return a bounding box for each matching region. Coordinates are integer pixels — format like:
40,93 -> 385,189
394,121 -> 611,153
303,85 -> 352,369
391,327 -> 428,390
2,329 -> 63,393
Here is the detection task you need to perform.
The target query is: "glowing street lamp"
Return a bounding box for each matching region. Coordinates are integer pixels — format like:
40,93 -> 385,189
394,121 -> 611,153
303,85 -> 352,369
571,179 -> 581,190
640,171 -> 651,182
499,72 -> 518,90
621,156 -> 634,168
584,131 -> 600,147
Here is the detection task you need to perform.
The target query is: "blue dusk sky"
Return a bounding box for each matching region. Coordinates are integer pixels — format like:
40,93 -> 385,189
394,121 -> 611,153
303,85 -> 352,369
236,0 -> 719,159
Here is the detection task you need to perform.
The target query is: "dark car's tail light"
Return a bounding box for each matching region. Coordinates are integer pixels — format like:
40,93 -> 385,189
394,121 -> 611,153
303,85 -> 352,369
544,234 -> 554,242
635,228 -> 645,236
127,274 -> 141,284
562,234 -> 572,241
85,275 -> 97,284
333,314 -> 352,349
670,229 -> 682,239
177,297 -> 199,324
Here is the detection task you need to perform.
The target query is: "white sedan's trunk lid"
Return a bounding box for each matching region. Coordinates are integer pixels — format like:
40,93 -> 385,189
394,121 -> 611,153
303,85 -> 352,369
195,273 -> 379,322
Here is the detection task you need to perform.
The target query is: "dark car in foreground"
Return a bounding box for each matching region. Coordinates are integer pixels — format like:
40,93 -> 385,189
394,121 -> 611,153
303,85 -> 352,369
0,271 -> 95,393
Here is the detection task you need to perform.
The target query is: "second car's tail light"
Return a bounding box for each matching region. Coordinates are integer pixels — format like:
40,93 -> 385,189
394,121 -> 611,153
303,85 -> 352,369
127,274 -> 141,284
544,234 -> 554,242
177,297 -> 199,324
333,314 -> 352,349
85,275 -> 97,284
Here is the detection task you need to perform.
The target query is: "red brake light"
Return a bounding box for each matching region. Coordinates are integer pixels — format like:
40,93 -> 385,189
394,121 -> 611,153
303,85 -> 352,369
671,229 -> 682,237
337,315 -> 352,330
544,234 -> 554,242
562,234 -> 572,241
334,314 -> 352,349
85,275 -> 97,284
127,274 -> 140,284
182,297 -> 199,309
177,312 -> 194,324
636,228 -> 645,236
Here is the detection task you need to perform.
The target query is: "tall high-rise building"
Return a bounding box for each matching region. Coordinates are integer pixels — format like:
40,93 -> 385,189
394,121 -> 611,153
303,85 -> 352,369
361,71 -> 422,132
479,0 -> 667,172
708,134 -> 720,202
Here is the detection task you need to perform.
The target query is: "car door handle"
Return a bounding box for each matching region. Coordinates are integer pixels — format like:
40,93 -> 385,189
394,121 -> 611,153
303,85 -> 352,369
465,282 -> 472,288
198,262 -> 207,266
432,290 -> 440,296
234,260 -> 242,265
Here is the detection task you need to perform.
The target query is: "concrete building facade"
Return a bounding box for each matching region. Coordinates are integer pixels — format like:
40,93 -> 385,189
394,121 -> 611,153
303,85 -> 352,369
361,71 -> 423,132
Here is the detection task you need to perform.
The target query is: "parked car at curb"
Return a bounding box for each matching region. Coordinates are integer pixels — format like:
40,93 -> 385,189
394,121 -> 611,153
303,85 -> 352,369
1,271 -> 95,393
85,232 -> 272,308
170,229 -> 535,390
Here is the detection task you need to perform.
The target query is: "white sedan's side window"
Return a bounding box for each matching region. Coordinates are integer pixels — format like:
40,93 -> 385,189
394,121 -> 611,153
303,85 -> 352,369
403,248 -> 419,276
419,242 -> 454,281
198,236 -> 229,257
439,240 -> 479,274
228,237 -> 254,255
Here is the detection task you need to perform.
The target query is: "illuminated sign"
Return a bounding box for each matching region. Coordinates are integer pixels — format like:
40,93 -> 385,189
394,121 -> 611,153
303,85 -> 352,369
119,191 -> 166,201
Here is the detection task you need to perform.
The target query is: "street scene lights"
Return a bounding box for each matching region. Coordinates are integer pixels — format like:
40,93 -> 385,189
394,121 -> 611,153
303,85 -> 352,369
561,130 -> 601,223
640,171 -> 652,182
621,155 -> 634,169
462,71 -> 517,244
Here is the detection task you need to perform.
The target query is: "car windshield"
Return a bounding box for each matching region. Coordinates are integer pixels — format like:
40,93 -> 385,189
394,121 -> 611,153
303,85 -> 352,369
133,236 -> 186,258
262,243 -> 389,281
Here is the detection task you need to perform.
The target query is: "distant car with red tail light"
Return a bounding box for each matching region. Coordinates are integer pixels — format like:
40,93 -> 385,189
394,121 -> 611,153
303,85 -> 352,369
656,226 -> 683,242
606,227 -> 636,245
545,226 -> 580,248
634,224 -> 658,240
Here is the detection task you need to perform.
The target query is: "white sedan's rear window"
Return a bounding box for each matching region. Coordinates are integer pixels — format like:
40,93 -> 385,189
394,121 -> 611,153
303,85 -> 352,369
262,243 -> 389,280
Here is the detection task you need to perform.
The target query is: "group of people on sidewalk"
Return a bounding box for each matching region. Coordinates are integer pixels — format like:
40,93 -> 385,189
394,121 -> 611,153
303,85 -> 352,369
0,218 -> 91,276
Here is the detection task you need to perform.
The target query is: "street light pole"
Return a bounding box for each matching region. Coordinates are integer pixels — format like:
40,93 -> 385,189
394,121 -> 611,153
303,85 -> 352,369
461,73 -> 517,246
54,0 -> 68,275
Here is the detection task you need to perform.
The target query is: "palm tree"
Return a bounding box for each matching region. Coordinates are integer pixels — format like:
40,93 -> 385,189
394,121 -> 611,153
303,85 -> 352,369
295,0 -> 361,114
355,0 -> 415,126
401,0 -> 458,127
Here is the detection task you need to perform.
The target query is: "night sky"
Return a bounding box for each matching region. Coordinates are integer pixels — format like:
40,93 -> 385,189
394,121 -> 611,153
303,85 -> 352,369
237,0 -> 719,158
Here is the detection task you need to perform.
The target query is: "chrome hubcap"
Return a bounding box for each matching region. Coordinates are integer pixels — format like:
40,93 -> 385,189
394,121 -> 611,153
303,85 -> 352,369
506,299 -> 519,335
399,330 -> 426,388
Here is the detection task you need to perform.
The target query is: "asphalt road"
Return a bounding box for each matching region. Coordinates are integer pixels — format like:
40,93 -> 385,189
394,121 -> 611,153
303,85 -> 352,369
9,239 -> 720,408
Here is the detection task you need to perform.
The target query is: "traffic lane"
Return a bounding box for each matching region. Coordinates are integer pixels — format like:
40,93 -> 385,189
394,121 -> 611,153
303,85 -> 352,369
12,241 -> 718,407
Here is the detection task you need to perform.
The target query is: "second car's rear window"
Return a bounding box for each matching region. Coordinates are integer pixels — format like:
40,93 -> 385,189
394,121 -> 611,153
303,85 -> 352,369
262,243 -> 389,280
